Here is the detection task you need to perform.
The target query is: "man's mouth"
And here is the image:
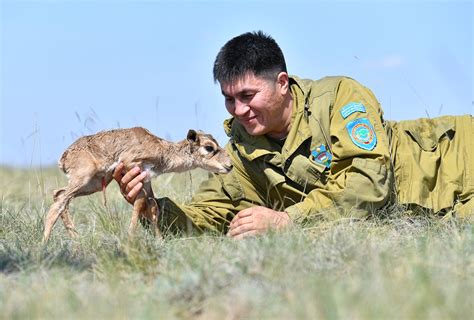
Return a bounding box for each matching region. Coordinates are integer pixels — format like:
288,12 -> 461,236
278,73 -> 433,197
240,115 -> 258,125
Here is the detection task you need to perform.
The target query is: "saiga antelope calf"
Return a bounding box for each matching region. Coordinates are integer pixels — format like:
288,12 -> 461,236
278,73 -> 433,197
43,127 -> 232,242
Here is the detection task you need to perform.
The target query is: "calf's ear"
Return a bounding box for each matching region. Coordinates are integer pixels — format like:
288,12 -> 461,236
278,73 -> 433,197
187,129 -> 197,142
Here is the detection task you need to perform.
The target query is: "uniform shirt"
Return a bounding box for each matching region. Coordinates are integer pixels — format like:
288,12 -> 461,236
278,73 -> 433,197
158,76 -> 395,233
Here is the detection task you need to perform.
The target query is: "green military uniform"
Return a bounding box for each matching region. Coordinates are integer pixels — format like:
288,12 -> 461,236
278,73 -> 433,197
158,76 -> 473,234
387,115 -> 473,217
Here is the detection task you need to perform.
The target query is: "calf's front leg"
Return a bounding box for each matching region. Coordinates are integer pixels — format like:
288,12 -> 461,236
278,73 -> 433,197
128,191 -> 147,236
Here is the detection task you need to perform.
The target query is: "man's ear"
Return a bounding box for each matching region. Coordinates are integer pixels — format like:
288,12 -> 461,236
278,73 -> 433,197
276,72 -> 290,94
187,129 -> 197,142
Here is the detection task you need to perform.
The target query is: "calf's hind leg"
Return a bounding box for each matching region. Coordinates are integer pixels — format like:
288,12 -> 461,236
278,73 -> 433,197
43,187 -> 76,242
43,174 -> 103,242
53,188 -> 78,238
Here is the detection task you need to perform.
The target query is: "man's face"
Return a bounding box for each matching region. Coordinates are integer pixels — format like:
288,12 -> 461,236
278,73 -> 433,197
220,72 -> 291,139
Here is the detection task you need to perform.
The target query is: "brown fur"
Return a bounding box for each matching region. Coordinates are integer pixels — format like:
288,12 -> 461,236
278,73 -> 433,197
43,127 -> 232,242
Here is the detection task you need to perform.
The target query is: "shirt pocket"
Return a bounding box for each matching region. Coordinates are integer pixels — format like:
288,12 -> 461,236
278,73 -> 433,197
394,116 -> 459,211
220,170 -> 245,202
403,117 -> 455,151
285,153 -> 326,188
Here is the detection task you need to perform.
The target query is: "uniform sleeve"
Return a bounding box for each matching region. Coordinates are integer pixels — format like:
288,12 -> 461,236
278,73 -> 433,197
157,143 -> 263,234
285,78 -> 393,221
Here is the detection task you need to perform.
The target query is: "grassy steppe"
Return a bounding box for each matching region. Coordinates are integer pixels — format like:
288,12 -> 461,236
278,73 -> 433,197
1,166 -> 473,319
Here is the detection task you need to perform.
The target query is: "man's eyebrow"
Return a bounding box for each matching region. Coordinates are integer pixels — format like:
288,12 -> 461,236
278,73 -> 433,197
221,89 -> 256,97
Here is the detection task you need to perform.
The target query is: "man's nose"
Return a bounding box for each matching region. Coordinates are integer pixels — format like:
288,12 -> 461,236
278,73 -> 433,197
234,99 -> 249,116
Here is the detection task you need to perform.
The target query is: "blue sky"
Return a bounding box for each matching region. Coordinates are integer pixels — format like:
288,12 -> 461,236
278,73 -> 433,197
1,0 -> 472,167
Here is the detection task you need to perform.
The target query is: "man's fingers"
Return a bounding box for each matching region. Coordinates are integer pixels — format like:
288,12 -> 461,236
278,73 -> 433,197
227,219 -> 255,238
113,162 -> 125,182
124,171 -> 147,194
127,181 -> 143,201
234,208 -> 253,218
113,164 -> 147,204
121,166 -> 141,187
229,216 -> 253,228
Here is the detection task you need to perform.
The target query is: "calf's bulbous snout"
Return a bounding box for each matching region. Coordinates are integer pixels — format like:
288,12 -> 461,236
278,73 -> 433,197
202,149 -> 232,174
217,149 -> 232,173
220,163 -> 233,174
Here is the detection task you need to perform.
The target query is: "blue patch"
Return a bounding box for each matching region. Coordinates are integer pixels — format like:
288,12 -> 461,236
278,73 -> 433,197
340,102 -> 366,119
346,118 -> 377,151
311,144 -> 332,169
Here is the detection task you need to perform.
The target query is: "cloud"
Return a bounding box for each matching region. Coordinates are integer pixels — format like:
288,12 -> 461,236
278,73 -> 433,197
362,54 -> 404,70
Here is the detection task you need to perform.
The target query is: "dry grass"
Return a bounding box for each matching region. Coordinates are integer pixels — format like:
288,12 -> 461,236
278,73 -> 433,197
1,166 -> 473,319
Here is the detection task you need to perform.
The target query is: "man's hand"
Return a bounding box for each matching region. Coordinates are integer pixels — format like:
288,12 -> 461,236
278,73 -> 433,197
227,206 -> 292,239
112,162 -> 147,204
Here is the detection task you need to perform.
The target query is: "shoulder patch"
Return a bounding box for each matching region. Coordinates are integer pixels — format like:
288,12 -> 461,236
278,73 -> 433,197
346,118 -> 377,150
340,102 -> 366,119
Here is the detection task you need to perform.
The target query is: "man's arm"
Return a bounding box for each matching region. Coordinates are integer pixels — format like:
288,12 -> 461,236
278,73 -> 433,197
285,78 -> 393,221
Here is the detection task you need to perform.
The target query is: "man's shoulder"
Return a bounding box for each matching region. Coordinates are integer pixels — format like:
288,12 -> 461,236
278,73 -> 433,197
290,75 -> 357,96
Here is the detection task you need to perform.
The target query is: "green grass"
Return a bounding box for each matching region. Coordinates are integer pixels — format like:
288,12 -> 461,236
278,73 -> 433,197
1,166 -> 473,319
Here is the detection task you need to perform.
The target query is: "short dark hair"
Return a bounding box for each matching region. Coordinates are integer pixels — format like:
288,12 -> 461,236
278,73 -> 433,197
213,31 -> 287,84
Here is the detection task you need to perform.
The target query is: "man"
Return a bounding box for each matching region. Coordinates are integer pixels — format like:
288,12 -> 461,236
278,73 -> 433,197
114,31 -> 473,239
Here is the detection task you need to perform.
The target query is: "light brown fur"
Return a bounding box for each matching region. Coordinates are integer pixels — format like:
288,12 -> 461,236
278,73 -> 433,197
43,127 -> 232,242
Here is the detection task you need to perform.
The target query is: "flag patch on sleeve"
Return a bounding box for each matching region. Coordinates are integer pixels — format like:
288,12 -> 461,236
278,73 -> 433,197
311,144 -> 332,169
340,102 -> 366,119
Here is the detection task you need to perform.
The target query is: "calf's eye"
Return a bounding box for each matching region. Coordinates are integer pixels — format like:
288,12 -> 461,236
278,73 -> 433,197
204,146 -> 214,153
